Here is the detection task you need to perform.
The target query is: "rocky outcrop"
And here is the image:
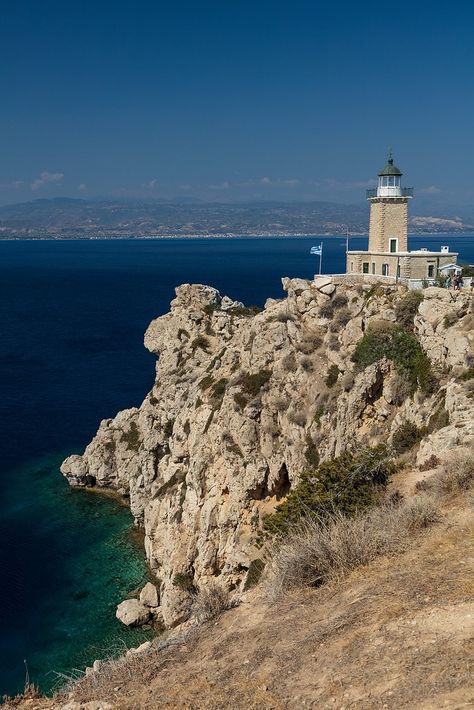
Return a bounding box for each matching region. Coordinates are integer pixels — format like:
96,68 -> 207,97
61,279 -> 474,626
116,599 -> 151,627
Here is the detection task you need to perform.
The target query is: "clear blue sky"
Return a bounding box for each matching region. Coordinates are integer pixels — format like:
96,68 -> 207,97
1,0 -> 473,208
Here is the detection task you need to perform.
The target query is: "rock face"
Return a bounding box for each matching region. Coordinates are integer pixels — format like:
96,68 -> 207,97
61,279 -> 474,627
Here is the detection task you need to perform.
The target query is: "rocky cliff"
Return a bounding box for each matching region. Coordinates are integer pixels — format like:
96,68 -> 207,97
61,278 -> 474,627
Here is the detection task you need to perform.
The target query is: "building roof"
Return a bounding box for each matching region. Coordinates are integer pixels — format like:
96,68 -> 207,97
438,263 -> 462,272
378,156 -> 402,177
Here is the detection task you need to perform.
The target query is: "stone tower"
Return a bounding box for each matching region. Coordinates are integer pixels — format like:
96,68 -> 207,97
367,151 -> 412,253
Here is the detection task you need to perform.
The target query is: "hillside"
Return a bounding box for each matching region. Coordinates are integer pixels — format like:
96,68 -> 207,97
0,198 -> 472,239
4,277 -> 474,708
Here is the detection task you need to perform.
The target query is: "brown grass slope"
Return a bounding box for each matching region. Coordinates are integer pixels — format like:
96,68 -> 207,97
6,485 -> 473,710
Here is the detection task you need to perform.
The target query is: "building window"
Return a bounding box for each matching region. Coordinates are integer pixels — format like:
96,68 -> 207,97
371,263 -> 376,274
350,261 -> 354,272
363,262 -> 369,274
397,264 -> 401,278
382,264 -> 389,276
390,238 -> 398,253
428,264 -> 435,278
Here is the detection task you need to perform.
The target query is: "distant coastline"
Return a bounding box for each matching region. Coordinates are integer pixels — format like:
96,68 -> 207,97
1,230 -> 474,242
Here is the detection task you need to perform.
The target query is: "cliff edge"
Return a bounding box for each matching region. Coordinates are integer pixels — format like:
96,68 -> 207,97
60,278 -> 474,627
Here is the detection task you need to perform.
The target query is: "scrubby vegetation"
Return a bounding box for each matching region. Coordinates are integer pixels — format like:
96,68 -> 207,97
191,582 -> 230,622
394,290 -> 423,330
265,496 -> 438,599
120,421 -> 141,451
443,311 -> 459,328
228,305 -> 261,317
235,370 -> 272,398
191,335 -> 211,352
211,378 -> 228,405
352,321 -> 437,394
325,364 -> 339,387
392,421 -> 423,453
163,418 -> 175,438
458,367 -> 474,382
263,445 -> 394,538
421,449 -> 474,495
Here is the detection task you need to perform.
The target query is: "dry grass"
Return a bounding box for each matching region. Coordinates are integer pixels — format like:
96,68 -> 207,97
423,449 -> 474,496
265,496 -> 439,600
191,582 -> 230,622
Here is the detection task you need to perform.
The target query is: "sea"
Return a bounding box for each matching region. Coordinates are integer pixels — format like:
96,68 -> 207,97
1,234 -> 473,697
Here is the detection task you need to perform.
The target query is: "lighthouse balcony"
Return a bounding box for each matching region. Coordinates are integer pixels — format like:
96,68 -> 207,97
366,187 -> 414,199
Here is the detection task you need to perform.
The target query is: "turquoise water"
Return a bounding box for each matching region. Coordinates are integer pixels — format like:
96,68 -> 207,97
1,453 -> 152,695
1,235 -> 473,697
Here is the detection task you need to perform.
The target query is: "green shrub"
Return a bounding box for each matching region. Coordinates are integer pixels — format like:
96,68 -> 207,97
392,421 -> 423,453
426,404 -> 449,433
191,335 -> 211,352
282,353 -> 298,372
104,440 -> 116,453
163,418 -> 175,438
203,303 -> 216,315
206,348 -> 227,373
172,572 -> 196,592
394,290 -> 423,330
334,307 -> 351,327
120,421 -> 141,451
325,364 -> 339,388
298,334 -> 323,354
304,436 -> 320,469
233,392 -> 248,409
332,293 -> 348,309
352,323 -> 437,394
263,445 -> 394,537
177,328 -> 190,339
313,405 -> 325,426
149,395 -> 158,406
319,301 -> 334,319
211,378 -> 228,404
443,311 -> 459,328
458,367 -> 474,382
228,305 -> 261,317
236,370 -> 272,398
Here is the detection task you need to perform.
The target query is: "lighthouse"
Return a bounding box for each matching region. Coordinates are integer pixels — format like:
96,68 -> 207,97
367,151 -> 412,254
346,151 -> 458,285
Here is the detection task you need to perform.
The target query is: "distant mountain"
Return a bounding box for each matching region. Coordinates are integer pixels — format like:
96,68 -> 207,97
0,198 -> 471,239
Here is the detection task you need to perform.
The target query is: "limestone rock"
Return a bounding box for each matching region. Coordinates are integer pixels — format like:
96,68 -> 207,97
116,599 -> 151,627
61,282 -> 474,628
140,582 -> 159,608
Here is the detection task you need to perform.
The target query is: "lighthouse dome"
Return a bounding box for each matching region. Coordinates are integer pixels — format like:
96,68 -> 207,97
378,156 -> 402,177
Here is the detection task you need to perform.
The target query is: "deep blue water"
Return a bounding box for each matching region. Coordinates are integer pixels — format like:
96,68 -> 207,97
1,234 -> 473,697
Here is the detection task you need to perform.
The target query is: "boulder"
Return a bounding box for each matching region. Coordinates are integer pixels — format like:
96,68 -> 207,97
116,599 -> 151,627
139,582 -> 159,608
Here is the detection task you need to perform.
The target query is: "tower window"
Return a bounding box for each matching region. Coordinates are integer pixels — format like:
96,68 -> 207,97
371,263 -> 375,274
382,264 -> 389,276
350,261 -> 354,272
427,264 -> 435,278
390,238 -> 398,253
363,262 -> 369,274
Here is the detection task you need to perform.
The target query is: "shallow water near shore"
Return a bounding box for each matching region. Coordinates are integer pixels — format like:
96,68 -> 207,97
1,234 -> 473,696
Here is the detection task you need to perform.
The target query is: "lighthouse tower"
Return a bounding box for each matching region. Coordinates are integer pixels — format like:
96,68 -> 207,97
346,150 -> 458,284
367,151 -> 412,253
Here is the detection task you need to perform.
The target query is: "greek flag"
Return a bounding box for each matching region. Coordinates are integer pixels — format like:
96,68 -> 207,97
310,244 -> 322,255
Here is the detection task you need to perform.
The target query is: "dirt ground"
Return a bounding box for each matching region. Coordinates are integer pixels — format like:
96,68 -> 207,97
6,491 -> 473,710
